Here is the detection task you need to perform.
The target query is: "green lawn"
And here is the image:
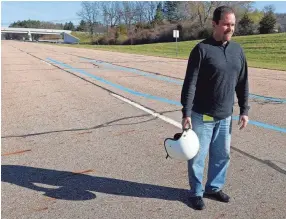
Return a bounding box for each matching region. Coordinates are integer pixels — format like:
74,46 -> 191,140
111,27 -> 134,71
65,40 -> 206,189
66,33 -> 286,71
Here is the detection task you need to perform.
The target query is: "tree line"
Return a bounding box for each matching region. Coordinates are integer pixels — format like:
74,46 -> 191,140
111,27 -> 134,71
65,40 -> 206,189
9,20 -> 78,31
8,1 -> 284,45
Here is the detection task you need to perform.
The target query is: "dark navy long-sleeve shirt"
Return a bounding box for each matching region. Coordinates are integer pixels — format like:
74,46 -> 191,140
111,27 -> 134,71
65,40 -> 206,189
181,37 -> 250,120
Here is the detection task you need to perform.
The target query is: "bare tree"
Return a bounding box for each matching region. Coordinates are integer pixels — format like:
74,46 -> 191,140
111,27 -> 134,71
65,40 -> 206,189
181,1 -> 253,29
144,1 -> 158,24
77,2 -> 100,35
120,1 -> 137,28
184,2 -> 222,28
226,1 -> 254,21
177,2 -> 197,21
101,2 -> 121,28
133,1 -> 147,24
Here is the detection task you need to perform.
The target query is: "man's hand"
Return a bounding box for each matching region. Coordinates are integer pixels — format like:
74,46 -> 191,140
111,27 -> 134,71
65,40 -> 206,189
182,117 -> 192,130
238,115 -> 249,130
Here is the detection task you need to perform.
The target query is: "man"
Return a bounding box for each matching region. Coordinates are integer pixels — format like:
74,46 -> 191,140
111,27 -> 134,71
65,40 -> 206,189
181,6 -> 250,210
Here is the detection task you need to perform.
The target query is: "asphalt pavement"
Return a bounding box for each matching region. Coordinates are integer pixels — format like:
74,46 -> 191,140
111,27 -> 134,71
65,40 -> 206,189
1,41 -> 286,219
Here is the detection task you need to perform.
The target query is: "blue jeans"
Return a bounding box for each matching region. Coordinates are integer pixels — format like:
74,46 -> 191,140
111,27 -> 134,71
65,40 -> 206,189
188,111 -> 232,197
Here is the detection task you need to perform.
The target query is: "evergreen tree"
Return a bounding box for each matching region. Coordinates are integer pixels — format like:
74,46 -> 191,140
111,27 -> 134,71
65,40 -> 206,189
237,13 -> 255,35
64,21 -> 75,31
154,2 -> 164,24
259,7 -> 277,34
163,1 -> 180,22
76,20 -> 87,31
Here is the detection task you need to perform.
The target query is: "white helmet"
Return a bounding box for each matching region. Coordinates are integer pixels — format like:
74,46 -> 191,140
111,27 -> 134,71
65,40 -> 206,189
164,129 -> 199,161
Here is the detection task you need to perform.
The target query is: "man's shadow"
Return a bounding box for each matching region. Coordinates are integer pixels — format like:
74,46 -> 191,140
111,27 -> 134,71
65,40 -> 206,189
2,165 -> 192,207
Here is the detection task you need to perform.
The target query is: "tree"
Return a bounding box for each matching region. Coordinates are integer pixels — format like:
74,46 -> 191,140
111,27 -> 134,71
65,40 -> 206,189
196,2 -> 217,28
237,13 -> 255,35
144,1 -> 158,24
101,1 -> 121,28
133,2 -> 146,24
276,13 -> 286,32
9,19 -> 41,28
77,2 -> 100,35
9,19 -> 64,30
259,5 -> 277,34
163,1 -> 181,22
154,2 -> 164,24
180,1 -> 254,29
120,1 -> 137,28
76,20 -> 87,32
63,21 -> 75,31
247,9 -> 264,33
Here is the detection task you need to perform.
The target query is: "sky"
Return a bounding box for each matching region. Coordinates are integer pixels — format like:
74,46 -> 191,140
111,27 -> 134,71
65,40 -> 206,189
1,1 -> 286,27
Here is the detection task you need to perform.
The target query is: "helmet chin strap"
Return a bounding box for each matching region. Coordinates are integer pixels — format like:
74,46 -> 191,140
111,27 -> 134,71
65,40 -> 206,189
183,123 -> 191,131
164,141 -> 171,159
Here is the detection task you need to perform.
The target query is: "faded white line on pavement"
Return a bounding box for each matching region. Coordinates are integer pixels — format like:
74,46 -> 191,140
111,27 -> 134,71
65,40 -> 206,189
111,93 -> 182,129
41,60 -> 52,66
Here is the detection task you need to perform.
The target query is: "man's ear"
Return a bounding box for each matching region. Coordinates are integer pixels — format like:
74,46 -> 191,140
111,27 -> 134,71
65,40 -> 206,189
212,21 -> 216,28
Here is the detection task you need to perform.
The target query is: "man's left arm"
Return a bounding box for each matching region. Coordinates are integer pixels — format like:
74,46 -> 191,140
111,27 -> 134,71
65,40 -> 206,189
235,49 -> 250,130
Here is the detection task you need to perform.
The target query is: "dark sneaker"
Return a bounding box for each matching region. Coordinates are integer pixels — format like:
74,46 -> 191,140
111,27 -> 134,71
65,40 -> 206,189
189,196 -> 206,210
204,190 -> 230,203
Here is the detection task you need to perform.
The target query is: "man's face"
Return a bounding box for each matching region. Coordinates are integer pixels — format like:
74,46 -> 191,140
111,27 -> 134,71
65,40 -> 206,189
213,13 -> 236,42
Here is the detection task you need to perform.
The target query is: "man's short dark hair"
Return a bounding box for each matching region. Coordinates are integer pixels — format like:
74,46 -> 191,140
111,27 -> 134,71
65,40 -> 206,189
213,6 -> 235,24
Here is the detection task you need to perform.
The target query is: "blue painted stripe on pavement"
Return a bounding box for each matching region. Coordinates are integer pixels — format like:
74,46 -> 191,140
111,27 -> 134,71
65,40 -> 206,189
82,58 -> 286,104
46,58 -> 181,106
232,116 -> 286,133
47,58 -> 286,133
82,58 -> 183,85
249,94 -> 286,103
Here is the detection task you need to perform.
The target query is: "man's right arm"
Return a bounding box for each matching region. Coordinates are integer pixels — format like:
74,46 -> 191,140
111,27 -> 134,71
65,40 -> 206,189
181,45 -> 202,118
